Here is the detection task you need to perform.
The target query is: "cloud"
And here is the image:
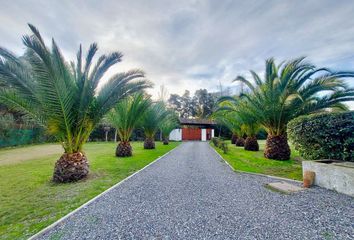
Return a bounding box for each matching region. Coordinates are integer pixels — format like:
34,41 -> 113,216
0,0 -> 353,107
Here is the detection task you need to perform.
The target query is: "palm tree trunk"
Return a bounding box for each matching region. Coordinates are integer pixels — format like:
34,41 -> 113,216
244,136 -> 259,151
116,141 -> 132,157
53,152 -> 89,183
235,137 -> 245,146
231,134 -> 238,144
264,134 -> 291,160
144,137 -> 155,149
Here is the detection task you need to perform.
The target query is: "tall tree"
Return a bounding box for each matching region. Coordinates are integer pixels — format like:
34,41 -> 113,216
0,24 -> 151,182
168,89 -> 216,118
193,89 -> 216,118
107,93 -> 151,157
234,57 -> 354,160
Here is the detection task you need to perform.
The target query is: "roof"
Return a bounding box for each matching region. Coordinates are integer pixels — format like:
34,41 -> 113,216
179,118 -> 216,125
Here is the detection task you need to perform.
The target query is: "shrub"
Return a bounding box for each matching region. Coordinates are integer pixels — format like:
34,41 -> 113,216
220,141 -> 229,154
211,137 -> 229,154
211,137 -> 220,147
287,111 -> 354,161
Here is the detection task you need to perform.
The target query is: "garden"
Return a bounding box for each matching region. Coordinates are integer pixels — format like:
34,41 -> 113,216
0,23 -> 354,239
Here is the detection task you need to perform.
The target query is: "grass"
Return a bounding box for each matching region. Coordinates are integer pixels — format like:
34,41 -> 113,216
0,141 -> 180,240
212,140 -> 303,181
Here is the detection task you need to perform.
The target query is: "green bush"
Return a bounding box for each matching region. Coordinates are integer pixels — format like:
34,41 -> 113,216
211,137 -> 220,147
211,137 -> 229,154
287,111 -> 354,161
220,141 -> 229,154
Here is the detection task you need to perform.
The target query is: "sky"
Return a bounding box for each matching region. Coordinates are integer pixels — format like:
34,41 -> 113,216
1,0 -> 354,107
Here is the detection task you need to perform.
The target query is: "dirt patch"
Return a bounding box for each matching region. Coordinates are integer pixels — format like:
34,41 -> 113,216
0,144 -> 62,166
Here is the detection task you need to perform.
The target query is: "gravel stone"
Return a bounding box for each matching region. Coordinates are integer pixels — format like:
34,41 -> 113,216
35,142 -> 354,240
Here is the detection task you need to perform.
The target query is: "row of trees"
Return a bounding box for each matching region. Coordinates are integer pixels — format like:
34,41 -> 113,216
215,58 -> 354,160
0,24 -> 177,183
168,89 -> 216,118
106,94 -> 178,157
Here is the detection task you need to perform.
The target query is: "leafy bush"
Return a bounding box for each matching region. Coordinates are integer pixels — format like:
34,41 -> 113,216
287,111 -> 354,161
211,137 -> 221,147
220,141 -> 229,154
211,137 -> 229,154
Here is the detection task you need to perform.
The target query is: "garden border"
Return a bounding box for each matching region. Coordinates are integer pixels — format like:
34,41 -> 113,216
29,143 -> 182,240
209,144 -> 302,184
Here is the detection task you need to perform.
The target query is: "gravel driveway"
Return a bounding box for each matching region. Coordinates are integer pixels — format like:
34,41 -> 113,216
35,142 -> 354,240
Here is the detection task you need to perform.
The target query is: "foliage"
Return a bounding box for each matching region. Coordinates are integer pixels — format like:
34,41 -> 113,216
0,24 -> 151,154
168,89 -> 216,118
211,137 -> 221,147
211,137 -> 229,154
288,111 -> 354,161
106,93 -> 151,142
213,111 -> 243,137
233,57 -> 354,136
140,102 -> 170,138
214,96 -> 260,137
193,89 -> 216,118
160,112 -> 179,139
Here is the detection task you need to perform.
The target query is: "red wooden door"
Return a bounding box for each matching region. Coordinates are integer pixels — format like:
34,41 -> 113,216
182,128 -> 201,141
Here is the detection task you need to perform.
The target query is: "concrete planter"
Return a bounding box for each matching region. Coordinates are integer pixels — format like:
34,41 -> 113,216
302,160 -> 354,197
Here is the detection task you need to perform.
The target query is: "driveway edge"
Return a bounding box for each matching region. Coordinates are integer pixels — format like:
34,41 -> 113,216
209,143 -> 302,184
29,143 -> 182,240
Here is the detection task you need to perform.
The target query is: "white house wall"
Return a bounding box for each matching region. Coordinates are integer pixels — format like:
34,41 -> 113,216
169,129 -> 182,141
201,129 -> 207,141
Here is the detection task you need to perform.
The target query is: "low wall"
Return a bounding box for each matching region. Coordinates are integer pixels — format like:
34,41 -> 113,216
303,161 -> 354,197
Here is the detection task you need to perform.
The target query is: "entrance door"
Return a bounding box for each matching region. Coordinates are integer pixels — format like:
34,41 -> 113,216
182,128 -> 201,141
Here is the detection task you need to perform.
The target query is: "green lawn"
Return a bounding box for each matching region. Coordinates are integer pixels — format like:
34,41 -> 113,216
0,141 -> 179,240
212,140 -> 303,181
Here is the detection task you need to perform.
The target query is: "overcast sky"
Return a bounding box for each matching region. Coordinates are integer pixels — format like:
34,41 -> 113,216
1,0 -> 354,107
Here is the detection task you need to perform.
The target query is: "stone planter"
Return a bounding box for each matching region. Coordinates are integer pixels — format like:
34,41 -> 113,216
302,160 -> 354,197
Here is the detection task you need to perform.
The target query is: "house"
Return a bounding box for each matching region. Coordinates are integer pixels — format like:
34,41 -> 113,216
169,118 -> 215,141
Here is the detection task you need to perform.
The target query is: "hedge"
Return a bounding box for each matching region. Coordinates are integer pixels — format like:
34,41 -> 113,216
287,111 -> 354,162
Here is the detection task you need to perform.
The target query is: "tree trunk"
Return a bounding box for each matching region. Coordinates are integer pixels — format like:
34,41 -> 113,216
244,136 -> 259,151
144,137 -> 155,149
163,137 -> 169,145
264,134 -> 291,160
53,152 -> 89,183
235,137 -> 245,146
116,141 -> 132,157
231,134 -> 238,144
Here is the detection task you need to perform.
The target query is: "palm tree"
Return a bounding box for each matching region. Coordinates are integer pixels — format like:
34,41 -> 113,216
216,96 -> 259,150
0,24 -> 151,182
213,111 -> 241,145
239,111 -> 260,151
234,57 -> 354,160
141,102 -> 170,149
160,112 -> 178,145
106,93 -> 151,157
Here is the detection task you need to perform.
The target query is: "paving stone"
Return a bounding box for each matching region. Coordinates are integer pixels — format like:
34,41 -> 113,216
266,181 -> 304,194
